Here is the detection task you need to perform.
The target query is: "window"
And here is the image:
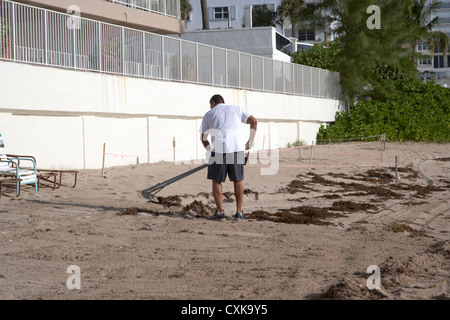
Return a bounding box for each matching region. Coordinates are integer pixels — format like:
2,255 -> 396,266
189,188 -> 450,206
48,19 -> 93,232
434,55 -> 445,68
208,6 -> 236,20
298,30 -> 315,41
306,1 -> 320,9
253,4 -> 275,11
215,6 -> 228,19
418,55 -> 432,66
417,41 -> 429,51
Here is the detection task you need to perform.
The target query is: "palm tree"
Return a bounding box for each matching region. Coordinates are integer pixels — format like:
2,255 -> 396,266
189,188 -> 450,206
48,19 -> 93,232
429,31 -> 449,67
180,0 -> 193,21
277,0 -> 305,38
200,0 -> 209,30
252,5 -> 278,28
407,0 -> 449,67
291,0 -> 420,102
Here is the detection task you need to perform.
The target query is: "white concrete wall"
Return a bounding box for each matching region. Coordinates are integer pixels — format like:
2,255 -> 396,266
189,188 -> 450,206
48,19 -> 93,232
175,27 -> 292,62
0,60 -> 342,170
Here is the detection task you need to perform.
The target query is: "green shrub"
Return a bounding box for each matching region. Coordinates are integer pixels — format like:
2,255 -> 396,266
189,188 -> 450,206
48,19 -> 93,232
286,139 -> 307,148
317,77 -> 450,143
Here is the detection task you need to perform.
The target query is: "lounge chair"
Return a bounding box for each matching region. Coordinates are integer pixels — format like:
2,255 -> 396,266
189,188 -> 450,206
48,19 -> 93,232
0,133 -> 38,196
37,169 -> 79,189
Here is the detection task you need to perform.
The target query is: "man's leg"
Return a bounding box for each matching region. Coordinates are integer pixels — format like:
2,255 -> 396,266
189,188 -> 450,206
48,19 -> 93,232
233,180 -> 244,213
212,180 -> 224,213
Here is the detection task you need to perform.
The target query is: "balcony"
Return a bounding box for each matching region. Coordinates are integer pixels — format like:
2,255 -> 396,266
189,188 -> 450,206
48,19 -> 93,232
104,0 -> 180,19
13,0 -> 183,34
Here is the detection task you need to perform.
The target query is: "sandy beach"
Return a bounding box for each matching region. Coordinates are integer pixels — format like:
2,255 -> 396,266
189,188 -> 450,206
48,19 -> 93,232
0,141 -> 449,300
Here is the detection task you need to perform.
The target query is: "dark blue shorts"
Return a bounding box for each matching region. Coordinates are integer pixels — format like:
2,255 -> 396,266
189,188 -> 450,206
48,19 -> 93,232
207,152 -> 245,182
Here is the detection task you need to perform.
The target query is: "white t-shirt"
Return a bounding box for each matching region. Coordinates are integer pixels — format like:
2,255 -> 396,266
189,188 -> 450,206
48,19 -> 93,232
200,104 -> 251,153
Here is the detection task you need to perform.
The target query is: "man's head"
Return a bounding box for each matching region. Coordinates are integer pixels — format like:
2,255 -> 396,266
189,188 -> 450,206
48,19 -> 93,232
210,94 -> 225,109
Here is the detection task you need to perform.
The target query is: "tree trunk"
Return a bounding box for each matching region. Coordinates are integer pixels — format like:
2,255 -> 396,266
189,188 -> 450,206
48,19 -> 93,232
201,0 -> 209,30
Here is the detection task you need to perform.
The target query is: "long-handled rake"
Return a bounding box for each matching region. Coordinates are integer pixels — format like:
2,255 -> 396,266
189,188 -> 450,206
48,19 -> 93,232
137,163 -> 208,202
137,153 -> 249,203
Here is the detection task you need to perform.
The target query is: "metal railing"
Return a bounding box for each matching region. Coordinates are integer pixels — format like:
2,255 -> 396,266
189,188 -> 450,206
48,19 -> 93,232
0,0 -> 340,99
104,0 -> 180,19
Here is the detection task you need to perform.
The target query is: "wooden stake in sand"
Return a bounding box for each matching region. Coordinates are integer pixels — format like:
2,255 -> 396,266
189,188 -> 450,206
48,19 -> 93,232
380,136 -> 383,162
102,142 -> 106,177
395,156 -> 398,186
310,141 -> 314,165
173,136 -> 176,164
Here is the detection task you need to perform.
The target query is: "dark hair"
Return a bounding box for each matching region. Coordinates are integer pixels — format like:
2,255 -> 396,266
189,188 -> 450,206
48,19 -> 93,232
210,94 -> 225,105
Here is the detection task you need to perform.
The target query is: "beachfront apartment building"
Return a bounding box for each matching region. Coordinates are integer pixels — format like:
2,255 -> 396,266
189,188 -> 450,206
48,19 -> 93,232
178,1 -> 325,63
185,0 -> 326,43
418,0 -> 450,84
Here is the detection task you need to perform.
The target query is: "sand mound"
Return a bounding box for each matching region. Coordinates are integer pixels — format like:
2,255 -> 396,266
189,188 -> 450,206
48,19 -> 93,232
314,240 -> 450,300
181,200 -> 214,217
311,277 -> 388,300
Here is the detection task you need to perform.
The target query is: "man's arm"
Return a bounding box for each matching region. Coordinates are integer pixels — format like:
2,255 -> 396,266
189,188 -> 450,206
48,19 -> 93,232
245,115 -> 257,150
201,133 -> 212,150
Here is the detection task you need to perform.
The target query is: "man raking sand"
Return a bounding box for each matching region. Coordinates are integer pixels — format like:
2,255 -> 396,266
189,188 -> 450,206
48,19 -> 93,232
200,94 -> 258,221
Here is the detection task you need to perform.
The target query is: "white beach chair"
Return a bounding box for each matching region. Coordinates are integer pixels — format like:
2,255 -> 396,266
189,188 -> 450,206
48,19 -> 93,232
0,133 -> 38,196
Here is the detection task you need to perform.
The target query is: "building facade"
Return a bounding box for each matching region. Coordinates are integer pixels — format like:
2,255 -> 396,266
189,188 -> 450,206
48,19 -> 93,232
185,0 -> 324,43
418,0 -> 450,83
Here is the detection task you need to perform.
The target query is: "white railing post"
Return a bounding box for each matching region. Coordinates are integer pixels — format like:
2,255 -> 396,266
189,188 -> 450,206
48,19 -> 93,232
196,43 -> 198,84
142,32 -> 146,77
121,27 -> 125,74
11,2 -> 16,61
44,9 -> 48,65
225,50 -> 228,87
318,69 -> 321,98
98,22 -> 102,72
179,38 -> 182,81
161,36 -> 165,80
211,46 -> 214,86
238,52 -> 241,88
261,58 -> 265,91
73,19 -> 77,69
272,62 -> 275,92
250,55 -> 253,90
